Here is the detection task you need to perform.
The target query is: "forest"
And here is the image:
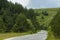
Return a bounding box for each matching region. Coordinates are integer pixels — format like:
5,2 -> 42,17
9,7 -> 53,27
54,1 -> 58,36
0,0 -> 42,33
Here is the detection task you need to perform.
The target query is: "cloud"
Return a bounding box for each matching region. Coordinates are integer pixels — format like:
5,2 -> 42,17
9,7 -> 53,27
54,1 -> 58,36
27,0 -> 60,9
8,0 -> 60,9
8,0 -> 30,7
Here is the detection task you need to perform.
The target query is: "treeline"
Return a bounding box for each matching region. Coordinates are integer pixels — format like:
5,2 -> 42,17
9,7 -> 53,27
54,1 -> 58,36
50,9 -> 60,37
0,0 -> 41,33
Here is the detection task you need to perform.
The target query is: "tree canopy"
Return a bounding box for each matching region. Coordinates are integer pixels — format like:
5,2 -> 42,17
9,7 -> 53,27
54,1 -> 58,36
0,0 -> 40,33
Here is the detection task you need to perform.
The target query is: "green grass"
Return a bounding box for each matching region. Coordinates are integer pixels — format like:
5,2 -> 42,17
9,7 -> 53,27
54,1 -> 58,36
0,32 -> 31,40
35,8 -> 58,27
0,30 -> 40,40
46,27 -> 60,40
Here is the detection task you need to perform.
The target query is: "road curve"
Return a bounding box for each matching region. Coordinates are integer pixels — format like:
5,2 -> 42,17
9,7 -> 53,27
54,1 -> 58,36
4,30 -> 48,40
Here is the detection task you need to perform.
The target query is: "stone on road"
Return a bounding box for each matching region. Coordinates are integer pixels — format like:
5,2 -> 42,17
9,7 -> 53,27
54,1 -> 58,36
4,30 -> 48,40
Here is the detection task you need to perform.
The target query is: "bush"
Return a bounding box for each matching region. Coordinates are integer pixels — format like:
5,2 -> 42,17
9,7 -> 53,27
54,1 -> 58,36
42,11 -> 48,16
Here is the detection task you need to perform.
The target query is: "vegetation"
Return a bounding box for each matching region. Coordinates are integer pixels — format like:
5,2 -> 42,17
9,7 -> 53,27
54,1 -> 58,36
50,9 -> 60,36
46,8 -> 60,40
47,9 -> 60,40
0,0 -> 60,40
0,0 -> 41,33
35,8 -> 60,40
0,32 -> 31,40
47,26 -> 60,40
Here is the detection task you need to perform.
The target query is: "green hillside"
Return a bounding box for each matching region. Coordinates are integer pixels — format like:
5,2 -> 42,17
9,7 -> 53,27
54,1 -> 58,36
35,8 -> 60,40
47,9 -> 60,40
34,8 -> 58,27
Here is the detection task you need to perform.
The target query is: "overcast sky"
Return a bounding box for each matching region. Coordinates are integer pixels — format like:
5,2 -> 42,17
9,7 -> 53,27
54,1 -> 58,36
8,0 -> 60,9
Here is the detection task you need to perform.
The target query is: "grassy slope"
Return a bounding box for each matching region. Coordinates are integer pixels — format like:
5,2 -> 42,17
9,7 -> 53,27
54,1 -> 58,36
0,8 -> 59,40
34,8 -> 58,27
46,9 -> 60,40
47,26 -> 60,40
35,8 -> 59,40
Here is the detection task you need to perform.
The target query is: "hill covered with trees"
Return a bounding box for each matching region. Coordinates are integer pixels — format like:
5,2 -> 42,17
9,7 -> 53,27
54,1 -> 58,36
0,0 -> 41,33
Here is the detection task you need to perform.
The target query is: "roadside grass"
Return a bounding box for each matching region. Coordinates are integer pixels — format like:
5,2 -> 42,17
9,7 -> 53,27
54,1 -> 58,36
0,30 -> 40,40
46,27 -> 60,40
0,32 -> 31,40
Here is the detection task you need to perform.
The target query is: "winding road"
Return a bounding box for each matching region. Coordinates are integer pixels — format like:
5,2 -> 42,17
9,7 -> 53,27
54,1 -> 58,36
4,30 -> 48,40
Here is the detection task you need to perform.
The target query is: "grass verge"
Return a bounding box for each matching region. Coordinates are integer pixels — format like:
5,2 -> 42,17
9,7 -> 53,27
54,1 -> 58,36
0,30 -> 40,40
46,27 -> 60,40
0,32 -> 31,40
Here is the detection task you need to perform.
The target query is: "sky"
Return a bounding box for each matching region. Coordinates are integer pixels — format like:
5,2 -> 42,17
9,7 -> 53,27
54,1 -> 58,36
8,0 -> 60,9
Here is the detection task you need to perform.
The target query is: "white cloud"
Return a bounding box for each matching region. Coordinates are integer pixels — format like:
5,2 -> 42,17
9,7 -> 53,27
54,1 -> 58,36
8,0 -> 30,7
42,0 -> 60,8
8,0 -> 60,9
